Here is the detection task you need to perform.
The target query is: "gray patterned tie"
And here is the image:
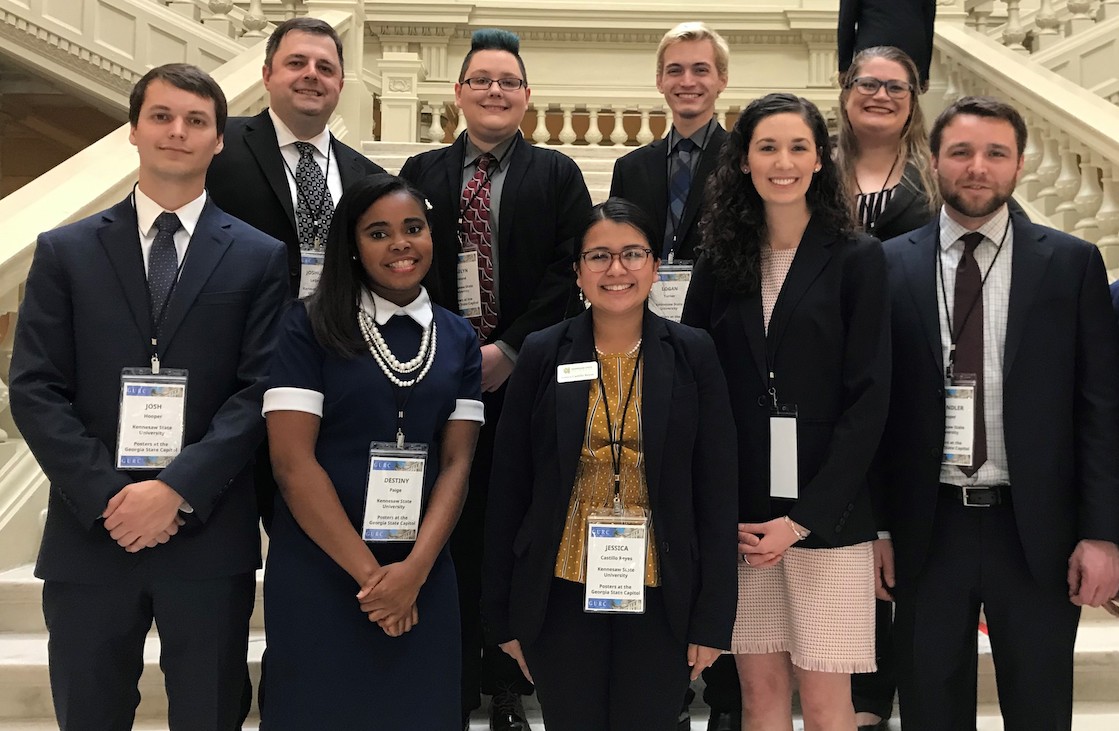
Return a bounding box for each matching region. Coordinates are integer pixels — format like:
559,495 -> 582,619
294,141 -> 333,249
149,211 -> 181,330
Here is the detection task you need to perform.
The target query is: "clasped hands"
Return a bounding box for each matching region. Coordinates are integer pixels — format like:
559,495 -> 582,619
102,479 -> 185,553
738,517 -> 802,568
357,561 -> 424,637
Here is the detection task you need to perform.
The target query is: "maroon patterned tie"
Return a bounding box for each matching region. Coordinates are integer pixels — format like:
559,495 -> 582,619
460,153 -> 499,340
954,232 -> 986,476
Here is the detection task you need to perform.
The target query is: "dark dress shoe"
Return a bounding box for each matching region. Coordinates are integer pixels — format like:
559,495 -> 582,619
490,691 -> 530,731
857,720 -> 889,731
707,709 -> 742,731
676,706 -> 691,731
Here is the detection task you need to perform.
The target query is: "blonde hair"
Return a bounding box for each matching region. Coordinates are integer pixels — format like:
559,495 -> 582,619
656,22 -> 730,79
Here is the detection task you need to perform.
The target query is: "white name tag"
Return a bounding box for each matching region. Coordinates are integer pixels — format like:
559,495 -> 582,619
770,411 -> 799,499
943,384 -> 976,467
647,261 -> 693,323
584,512 -> 648,614
557,361 -> 599,383
457,251 -> 482,318
298,251 -> 324,298
116,368 -> 188,470
362,442 -> 428,541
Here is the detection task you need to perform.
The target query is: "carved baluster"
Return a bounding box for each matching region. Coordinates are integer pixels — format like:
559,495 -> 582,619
1033,127 -> 1062,212
1019,114 -> 1043,184
422,104 -> 442,143
1002,1 -> 1027,52
610,108 -> 628,146
455,109 -> 467,138
1034,0 -> 1061,50
1050,134 -> 1082,222
203,0 -> 237,38
1094,163 -> 1119,267
532,106 -> 550,145
1071,153 -> 1104,242
1067,0 -> 1096,35
969,2 -> 993,32
661,107 -> 671,139
0,309 -> 15,442
558,105 -> 577,145
636,107 -> 654,145
242,0 -> 268,39
282,0 -> 298,20
585,108 -> 603,146
717,109 -> 728,129
943,63 -> 960,103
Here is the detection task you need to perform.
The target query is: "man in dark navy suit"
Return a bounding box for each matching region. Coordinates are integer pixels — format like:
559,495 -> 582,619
10,64 -> 288,731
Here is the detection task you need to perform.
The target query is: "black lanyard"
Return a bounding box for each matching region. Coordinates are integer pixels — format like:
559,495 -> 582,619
281,144 -> 333,249
664,120 -> 713,259
935,216 -> 1010,380
594,344 -> 643,512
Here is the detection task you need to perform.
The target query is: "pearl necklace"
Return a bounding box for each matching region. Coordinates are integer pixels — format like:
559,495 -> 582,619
594,338 -> 643,357
357,307 -> 438,388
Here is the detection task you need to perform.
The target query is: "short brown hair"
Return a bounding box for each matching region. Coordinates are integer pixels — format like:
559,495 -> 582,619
265,18 -> 344,73
930,96 -> 1028,157
128,63 -> 227,134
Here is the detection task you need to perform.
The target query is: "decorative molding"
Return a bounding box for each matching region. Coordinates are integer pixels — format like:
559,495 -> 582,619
387,77 -> 412,93
0,10 -> 136,94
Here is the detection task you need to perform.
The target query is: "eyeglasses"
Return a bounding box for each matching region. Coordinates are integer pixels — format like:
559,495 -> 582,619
462,77 -> 527,92
579,247 -> 654,273
848,77 -> 914,100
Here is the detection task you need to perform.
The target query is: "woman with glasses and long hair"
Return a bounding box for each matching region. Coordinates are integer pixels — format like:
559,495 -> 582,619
482,198 -> 738,731
261,174 -> 482,729
682,93 -> 890,730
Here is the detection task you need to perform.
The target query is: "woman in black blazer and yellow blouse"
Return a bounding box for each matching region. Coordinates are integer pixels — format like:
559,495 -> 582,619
482,198 -> 738,731
682,93 -> 890,730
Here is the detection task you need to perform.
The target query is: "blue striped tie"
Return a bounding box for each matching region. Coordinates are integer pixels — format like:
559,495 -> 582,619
665,138 -> 695,257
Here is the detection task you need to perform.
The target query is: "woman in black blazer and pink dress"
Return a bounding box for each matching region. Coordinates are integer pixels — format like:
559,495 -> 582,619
682,93 -> 891,730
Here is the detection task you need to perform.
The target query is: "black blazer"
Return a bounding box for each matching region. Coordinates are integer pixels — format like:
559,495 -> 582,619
10,196 -> 289,583
838,0 -> 937,86
399,132 -> 592,351
205,109 -> 386,296
481,310 -> 738,649
609,125 -> 728,261
867,163 -> 935,242
878,214 -> 1119,591
681,219 -> 891,547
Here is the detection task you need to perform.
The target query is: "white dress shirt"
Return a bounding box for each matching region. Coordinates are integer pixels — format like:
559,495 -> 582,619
134,186 -> 207,275
269,109 -> 343,218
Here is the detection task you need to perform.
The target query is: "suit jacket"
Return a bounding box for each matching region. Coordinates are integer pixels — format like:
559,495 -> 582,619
10,195 -> 289,583
205,109 -> 385,296
878,214 -> 1119,592
398,132 -> 592,351
609,125 -> 728,261
681,219 -> 891,547
868,163 -> 935,242
481,310 -> 738,649
1110,278 -> 1119,318
838,0 -> 937,86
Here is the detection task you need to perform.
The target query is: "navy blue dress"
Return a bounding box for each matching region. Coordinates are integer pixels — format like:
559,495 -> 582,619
261,300 -> 482,730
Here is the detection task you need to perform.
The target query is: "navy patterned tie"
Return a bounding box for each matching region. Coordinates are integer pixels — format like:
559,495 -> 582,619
294,141 -> 333,249
665,138 -> 695,257
149,211 -> 181,329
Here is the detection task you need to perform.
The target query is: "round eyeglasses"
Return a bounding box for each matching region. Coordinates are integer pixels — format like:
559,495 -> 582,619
847,76 -> 914,100
579,248 -> 654,273
462,77 -> 527,92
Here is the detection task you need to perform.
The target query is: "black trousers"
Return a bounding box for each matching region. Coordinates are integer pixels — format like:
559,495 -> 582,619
523,579 -> 691,731
894,492 -> 1080,731
850,598 -> 895,719
453,387 -> 533,715
43,572 -> 256,731
700,654 -> 741,712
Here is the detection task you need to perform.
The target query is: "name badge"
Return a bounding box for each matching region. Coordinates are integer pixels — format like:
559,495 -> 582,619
557,361 -> 599,383
943,378 -> 976,467
298,251 -> 324,298
647,261 -> 693,323
770,405 -> 798,499
457,251 -> 482,318
362,442 -> 428,541
584,508 -> 648,614
116,368 -> 188,470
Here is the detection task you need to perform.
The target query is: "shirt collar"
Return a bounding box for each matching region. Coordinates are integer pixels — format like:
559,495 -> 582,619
463,133 -> 517,171
134,186 -> 207,239
938,203 -> 1011,252
668,117 -> 716,153
359,286 -> 433,328
269,108 -> 332,158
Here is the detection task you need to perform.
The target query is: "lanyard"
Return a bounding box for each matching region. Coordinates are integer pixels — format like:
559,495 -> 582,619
935,216 -> 1010,379
280,145 -> 333,250
135,190 -> 192,374
594,344 -> 643,514
664,120 -> 714,261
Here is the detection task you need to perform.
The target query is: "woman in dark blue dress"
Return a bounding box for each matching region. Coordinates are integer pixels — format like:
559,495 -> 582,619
261,174 -> 483,729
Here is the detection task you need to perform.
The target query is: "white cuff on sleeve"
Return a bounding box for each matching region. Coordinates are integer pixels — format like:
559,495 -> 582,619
448,398 -> 485,424
877,531 -> 892,541
262,387 -> 325,417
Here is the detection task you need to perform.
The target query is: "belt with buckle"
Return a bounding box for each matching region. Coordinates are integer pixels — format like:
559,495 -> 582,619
940,483 -> 1008,507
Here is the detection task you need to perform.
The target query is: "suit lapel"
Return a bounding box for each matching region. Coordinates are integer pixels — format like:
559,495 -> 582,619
332,135 -> 369,189
871,164 -> 918,238
902,222 -> 944,376
245,111 -> 297,230
497,134 -> 531,258
639,313 -> 672,508
766,218 -> 833,357
98,196 -> 152,345
1003,218 -> 1052,378
677,125 -> 726,244
737,294 -> 770,387
555,314 -> 595,497
157,201 -> 232,353
639,138 -> 669,236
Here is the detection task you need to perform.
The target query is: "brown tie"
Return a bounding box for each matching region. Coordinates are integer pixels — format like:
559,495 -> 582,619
954,231 -> 986,476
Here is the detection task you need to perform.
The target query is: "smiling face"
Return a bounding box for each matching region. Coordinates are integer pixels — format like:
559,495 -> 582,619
356,191 -> 434,306
933,114 -> 1024,228
262,30 -> 343,137
576,219 -> 659,317
454,49 -> 530,148
657,39 -> 727,131
844,56 -> 913,142
744,112 -> 821,210
129,79 -> 224,186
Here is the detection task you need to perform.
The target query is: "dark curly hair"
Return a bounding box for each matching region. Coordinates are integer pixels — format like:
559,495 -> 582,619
699,93 -> 853,293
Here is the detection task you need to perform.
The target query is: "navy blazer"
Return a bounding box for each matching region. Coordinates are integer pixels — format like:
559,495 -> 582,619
10,195 -> 289,583
878,214 -> 1119,591
609,125 -> 728,261
681,219 -> 891,547
206,109 -> 385,296
481,310 -> 738,650
399,132 -> 592,351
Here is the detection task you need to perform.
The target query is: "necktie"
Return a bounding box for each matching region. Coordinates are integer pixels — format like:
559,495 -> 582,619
460,152 -> 499,340
149,211 -> 181,331
294,141 -> 333,250
953,231 -> 986,476
665,138 -> 695,258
